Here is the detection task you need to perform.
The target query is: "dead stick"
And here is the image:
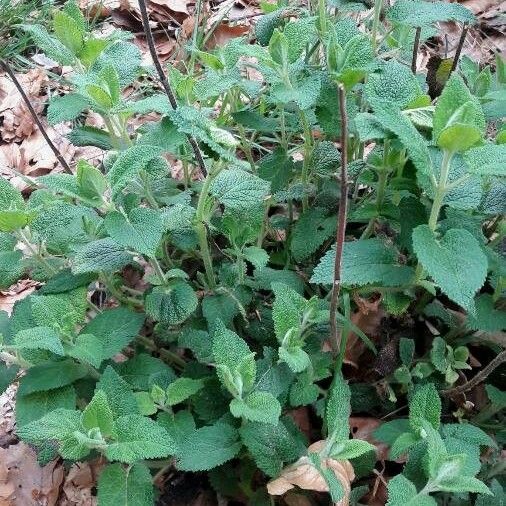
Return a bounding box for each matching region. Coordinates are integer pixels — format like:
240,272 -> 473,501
441,349 -> 506,397
329,84 -> 349,357
0,60 -> 72,174
450,22 -> 469,73
137,0 -> 207,176
411,27 -> 421,74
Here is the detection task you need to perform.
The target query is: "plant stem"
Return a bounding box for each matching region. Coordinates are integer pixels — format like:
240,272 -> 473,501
329,84 -> 349,357
371,0 -> 383,53
137,0 -> 207,176
299,109 -> 314,211
0,60 -> 72,174
411,27 -> 421,74
441,349 -> 506,398
336,292 -> 351,370
428,150 -> 452,231
195,167 -> 222,289
150,257 -> 166,284
450,22 -> 469,74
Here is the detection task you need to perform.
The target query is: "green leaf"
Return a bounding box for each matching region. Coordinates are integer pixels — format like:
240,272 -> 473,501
134,392 -> 157,416
243,246 -> 269,270
278,346 -> 311,373
0,210 -> 34,232
430,336 -> 448,373
291,208 -> 336,262
91,41 -> 141,87
145,282 -> 198,325
311,239 -> 414,287
20,24 -> 75,65
366,61 -> 424,109
53,10 -> 84,55
178,328 -> 212,363
433,74 -> 485,149
82,390 -> 115,437
239,419 -> 305,477
166,377 -> 204,406
409,383 -> 441,432
272,282 -> 308,344
0,362 -> 19,395
0,177 -> 24,210
105,208 -> 164,258
15,385 -> 76,428
96,366 -> 139,418
211,169 -> 270,213
14,326 -> 64,356
114,354 -> 175,391
436,476 -> 492,495
176,422 -> 241,471
387,0 -> 475,27
326,375 -> 351,442
412,225 -> 487,311
76,160 -> 108,204
97,463 -> 154,506
230,391 -> 281,425
72,238 -> 133,275
66,333 -> 105,368
330,439 -> 376,460
399,338 -> 415,366
68,125 -> 113,150
212,320 -> 256,395
80,307 -> 145,360
386,474 -> 437,506
105,415 -> 175,463
17,360 -> 88,396
463,144 -> 506,176
468,294 -> 506,332
255,9 -> 287,45
47,93 -> 89,125
107,145 -> 163,195
0,250 -> 24,290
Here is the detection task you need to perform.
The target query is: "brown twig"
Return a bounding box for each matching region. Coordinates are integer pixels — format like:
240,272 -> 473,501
411,27 -> 421,74
137,0 -> 208,176
450,22 -> 469,73
329,84 -> 349,357
0,60 -> 73,174
441,349 -> 506,397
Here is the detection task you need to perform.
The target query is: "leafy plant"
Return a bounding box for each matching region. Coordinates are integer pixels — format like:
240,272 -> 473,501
0,0 -> 504,504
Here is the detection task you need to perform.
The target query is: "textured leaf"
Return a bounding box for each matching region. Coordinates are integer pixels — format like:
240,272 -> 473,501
47,93 -> 88,125
176,423 -> 241,471
433,75 -> 485,147
166,377 -> 204,406
114,354 -> 175,391
66,334 -> 105,368
211,169 -> 270,213
14,326 -> 64,356
97,463 -> 154,506
105,415 -> 175,463
76,160 -> 108,204
467,294 -> 506,332
107,145 -> 163,194
0,250 -> 24,290
463,144 -> 506,176
0,362 -> 19,395
366,61 -> 424,109
412,225 -> 487,311
409,383 -> 441,432
17,360 -> 88,396
20,24 -> 75,65
145,282 -> 198,325
178,328 -> 213,363
105,208 -> 164,258
387,0 -> 475,27
291,208 -> 335,261
311,239 -> 414,287
72,238 -> 133,274
326,375 -> 351,441
96,366 -> 139,418
82,390 -> 114,437
230,391 -> 281,425
15,385 -> 76,428
240,419 -> 305,477
80,307 -> 145,359
53,10 -> 84,55
386,474 -> 436,506
91,41 -> 141,87
68,125 -> 113,150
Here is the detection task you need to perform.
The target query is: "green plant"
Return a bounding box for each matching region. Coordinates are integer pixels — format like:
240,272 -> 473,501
0,0 -> 505,504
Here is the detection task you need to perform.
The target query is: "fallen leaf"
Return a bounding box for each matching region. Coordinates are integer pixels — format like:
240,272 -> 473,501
0,442 -> 64,506
344,296 -> 384,368
267,440 -> 355,505
205,23 -> 250,49
0,280 -> 39,316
